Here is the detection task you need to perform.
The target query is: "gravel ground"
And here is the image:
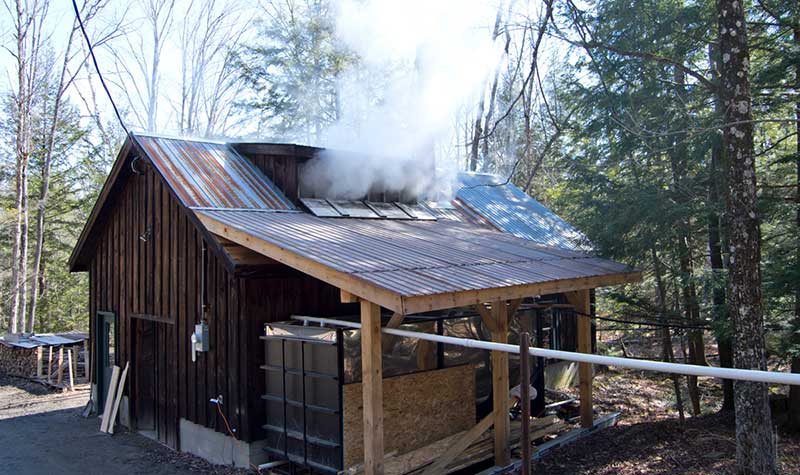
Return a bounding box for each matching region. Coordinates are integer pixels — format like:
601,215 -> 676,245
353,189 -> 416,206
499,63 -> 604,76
0,374 -> 248,475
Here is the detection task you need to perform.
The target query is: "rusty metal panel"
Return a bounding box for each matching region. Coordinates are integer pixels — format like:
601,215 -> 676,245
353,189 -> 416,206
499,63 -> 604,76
133,134 -> 295,210
196,209 -> 637,299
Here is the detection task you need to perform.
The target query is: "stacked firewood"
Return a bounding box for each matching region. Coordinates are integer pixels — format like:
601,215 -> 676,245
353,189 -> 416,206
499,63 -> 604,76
0,344 -> 38,377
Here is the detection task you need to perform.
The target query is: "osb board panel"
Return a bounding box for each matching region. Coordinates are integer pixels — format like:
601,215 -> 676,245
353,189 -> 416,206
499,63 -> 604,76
342,364 -> 475,469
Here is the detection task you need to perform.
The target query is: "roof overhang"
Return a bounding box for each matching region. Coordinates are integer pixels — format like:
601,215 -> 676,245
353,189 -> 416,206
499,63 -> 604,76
195,209 -> 641,315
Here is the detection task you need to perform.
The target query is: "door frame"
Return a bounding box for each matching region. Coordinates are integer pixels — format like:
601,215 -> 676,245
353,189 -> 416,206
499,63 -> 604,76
95,311 -> 118,413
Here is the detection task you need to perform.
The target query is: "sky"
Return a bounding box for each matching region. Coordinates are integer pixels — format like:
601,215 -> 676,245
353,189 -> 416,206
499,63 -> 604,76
0,0 -> 554,187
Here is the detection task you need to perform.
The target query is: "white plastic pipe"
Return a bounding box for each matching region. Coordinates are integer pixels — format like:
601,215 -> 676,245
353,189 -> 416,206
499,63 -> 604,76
291,315 -> 800,386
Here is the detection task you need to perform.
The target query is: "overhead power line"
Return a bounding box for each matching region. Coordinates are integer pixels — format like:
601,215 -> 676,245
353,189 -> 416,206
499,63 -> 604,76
572,310 -> 713,331
71,0 -> 129,136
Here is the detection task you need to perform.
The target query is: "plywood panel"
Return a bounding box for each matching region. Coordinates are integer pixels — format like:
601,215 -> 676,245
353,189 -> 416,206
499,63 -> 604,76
342,365 -> 476,469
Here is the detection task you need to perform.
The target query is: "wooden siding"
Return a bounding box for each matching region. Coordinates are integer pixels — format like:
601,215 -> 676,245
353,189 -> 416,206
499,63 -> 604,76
238,151 -> 306,204
88,158 -> 354,447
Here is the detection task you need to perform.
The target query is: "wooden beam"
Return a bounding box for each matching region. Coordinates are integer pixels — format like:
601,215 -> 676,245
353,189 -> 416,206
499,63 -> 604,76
341,289 -> 360,303
361,300 -> 384,475
421,412 -> 494,475
386,312 -> 405,329
508,298 -> 523,317
490,300 -> 510,466
565,289 -> 593,428
401,271 -> 641,315
476,304 -> 498,334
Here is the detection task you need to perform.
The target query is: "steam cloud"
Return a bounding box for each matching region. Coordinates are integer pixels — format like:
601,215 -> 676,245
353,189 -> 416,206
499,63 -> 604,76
301,0 -> 500,201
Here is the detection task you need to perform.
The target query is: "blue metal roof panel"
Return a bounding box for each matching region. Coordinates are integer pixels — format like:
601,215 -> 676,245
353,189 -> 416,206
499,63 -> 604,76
455,173 -> 586,251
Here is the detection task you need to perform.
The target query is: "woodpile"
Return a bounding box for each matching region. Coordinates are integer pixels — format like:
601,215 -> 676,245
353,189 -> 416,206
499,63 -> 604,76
345,416 -> 566,475
0,344 -> 38,377
0,340 -> 89,391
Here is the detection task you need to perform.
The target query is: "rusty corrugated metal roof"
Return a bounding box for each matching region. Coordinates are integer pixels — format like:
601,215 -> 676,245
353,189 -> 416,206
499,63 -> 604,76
195,209 -> 639,313
133,134 -> 295,210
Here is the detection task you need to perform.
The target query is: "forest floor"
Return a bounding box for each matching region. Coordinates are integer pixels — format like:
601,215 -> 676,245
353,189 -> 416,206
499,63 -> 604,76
533,367 -> 800,474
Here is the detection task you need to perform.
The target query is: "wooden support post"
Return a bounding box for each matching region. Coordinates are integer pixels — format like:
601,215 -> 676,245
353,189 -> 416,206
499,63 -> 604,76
56,346 -> 64,385
566,289 -> 593,428
84,340 -> 91,383
67,349 -> 75,391
520,332 -> 531,475
36,347 -> 43,378
72,347 -> 80,382
360,300 -> 384,475
386,312 -> 405,328
47,346 -> 53,383
490,300 -> 510,466
416,322 -> 437,370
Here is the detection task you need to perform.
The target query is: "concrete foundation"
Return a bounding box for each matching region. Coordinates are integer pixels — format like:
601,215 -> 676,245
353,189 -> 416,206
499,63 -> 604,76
178,418 -> 269,469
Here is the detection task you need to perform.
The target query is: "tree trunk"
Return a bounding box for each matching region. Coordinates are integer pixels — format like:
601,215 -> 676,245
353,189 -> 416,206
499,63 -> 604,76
789,24 -> 800,432
717,1 -> 778,472
9,0 -> 36,335
669,63 -> 705,416
27,18 -> 78,334
708,42 -> 735,413
481,3 -> 512,167
652,247 -> 685,424
469,80 -> 488,172
468,4 -> 505,172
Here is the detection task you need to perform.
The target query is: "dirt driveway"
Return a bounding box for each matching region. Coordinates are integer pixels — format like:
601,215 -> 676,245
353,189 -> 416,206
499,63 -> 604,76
0,375 -> 247,475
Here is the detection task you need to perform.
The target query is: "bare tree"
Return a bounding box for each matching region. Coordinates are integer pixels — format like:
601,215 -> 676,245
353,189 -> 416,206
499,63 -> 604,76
26,0 -> 112,333
109,0 -> 176,131
4,0 -> 49,334
176,0 -> 249,136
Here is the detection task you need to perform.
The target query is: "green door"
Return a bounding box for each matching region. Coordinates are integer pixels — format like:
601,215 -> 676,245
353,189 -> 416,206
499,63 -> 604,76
95,311 -> 117,413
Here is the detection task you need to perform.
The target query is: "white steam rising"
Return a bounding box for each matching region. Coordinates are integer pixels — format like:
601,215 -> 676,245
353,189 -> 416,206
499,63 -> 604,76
302,0 -> 501,201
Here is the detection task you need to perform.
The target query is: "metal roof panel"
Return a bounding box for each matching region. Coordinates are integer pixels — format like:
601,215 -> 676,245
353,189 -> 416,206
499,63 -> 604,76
134,134 -> 296,210
196,209 -> 638,302
456,173 -> 586,251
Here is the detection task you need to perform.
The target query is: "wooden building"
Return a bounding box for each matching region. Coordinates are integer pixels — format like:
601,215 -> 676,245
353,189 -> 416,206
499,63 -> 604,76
69,133 -> 640,472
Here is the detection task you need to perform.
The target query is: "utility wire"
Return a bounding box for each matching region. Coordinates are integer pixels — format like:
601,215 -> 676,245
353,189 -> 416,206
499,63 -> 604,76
71,0 -> 129,136
570,309 -> 713,331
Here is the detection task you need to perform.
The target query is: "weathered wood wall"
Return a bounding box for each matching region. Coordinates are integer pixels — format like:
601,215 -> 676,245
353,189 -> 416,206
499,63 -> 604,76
233,143 -> 316,204
88,157 -> 354,448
